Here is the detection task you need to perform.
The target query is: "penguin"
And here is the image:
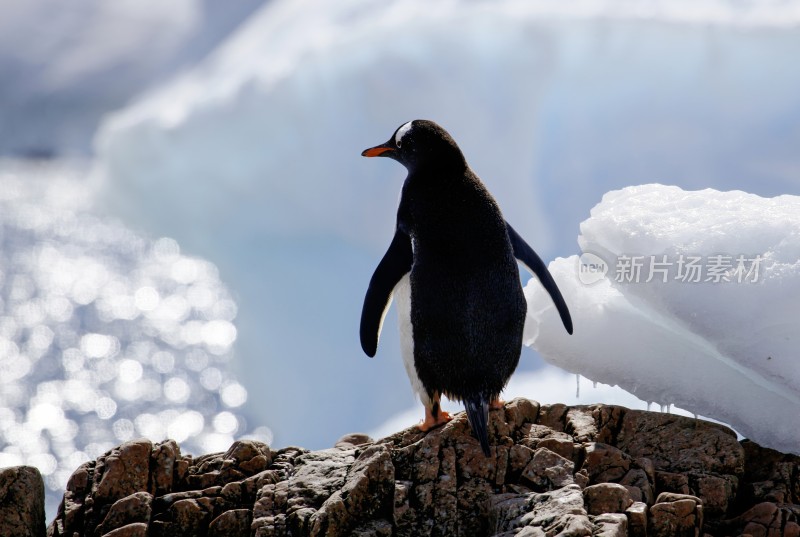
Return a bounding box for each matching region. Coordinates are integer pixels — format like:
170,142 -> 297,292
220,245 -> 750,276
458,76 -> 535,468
360,120 -> 573,456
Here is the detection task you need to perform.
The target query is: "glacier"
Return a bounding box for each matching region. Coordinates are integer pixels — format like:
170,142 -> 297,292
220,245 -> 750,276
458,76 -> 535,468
525,184 -> 800,454
92,0 -> 800,450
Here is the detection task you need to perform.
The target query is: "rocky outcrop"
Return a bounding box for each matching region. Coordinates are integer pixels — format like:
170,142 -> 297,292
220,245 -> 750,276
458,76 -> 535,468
0,465 -> 46,537
3,399 -> 797,536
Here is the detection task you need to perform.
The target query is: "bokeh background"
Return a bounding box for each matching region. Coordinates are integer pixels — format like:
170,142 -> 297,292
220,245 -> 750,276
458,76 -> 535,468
2,0 -> 800,518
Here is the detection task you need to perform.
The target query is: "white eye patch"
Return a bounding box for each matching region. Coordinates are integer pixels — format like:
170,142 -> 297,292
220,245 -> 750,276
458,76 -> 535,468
395,121 -> 413,147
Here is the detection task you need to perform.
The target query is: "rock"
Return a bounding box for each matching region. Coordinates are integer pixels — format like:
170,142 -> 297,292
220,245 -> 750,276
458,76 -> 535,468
720,501 -> 800,537
101,523 -> 148,537
520,447 -> 575,490
739,439 -> 800,505
615,410 -> 744,476
334,433 -> 373,450
37,400 -> 800,537
92,439 -> 153,505
0,466 -> 45,537
582,483 -> 633,515
96,491 -> 153,535
582,442 -> 631,483
593,513 -> 628,537
625,501 -> 648,537
649,493 -> 704,537
207,509 -> 251,537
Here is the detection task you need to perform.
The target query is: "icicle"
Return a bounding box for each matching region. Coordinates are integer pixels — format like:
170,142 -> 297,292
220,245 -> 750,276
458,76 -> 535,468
659,403 -> 665,413
592,381 -> 598,389
575,374 -> 580,398
667,403 -> 672,414
647,401 -> 653,412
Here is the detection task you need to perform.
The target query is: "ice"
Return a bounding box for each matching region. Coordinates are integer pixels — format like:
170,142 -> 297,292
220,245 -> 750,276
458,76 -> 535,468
92,0 -> 800,449
525,184 -> 800,454
0,0 -> 264,156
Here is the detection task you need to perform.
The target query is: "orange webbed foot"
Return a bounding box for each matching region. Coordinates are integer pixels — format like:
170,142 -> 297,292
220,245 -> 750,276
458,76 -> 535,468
418,410 -> 452,432
490,398 -> 505,410
418,400 -> 453,432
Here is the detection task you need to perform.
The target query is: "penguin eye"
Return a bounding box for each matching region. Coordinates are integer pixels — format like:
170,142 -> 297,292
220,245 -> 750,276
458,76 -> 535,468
395,121 -> 413,149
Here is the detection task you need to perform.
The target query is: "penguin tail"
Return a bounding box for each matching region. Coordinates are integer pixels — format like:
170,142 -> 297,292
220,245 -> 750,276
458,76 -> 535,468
464,395 -> 491,457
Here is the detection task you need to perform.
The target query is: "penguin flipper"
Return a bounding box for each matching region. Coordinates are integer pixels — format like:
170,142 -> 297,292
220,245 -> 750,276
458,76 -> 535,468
506,222 -> 574,335
360,229 -> 413,357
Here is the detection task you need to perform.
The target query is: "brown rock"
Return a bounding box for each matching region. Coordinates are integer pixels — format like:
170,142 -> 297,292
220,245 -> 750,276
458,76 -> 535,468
692,473 -> 735,516
593,513 -> 628,537
151,440 -> 180,496
521,447 -> 575,490
93,439 -> 152,504
334,433 -> 373,450
649,494 -> 703,537
165,497 -> 216,535
41,400 -> 800,537
565,407 -> 598,443
582,483 -> 633,515
620,467 -> 654,505
625,501 -> 648,537
310,444 -> 394,535
722,501 -> 800,537
207,509 -> 251,537
537,403 -> 568,431
616,410 -> 743,476
0,466 -> 45,537
504,397 -> 540,435
101,523 -> 147,537
97,491 -> 152,536
656,470 -> 690,495
582,442 -> 630,483
490,485 -> 591,535
740,439 -> 800,505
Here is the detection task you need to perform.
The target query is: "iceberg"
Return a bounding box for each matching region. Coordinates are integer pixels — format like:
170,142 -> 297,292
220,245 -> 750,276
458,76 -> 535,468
0,0 -> 263,156
93,0 -> 800,448
526,184 -> 800,454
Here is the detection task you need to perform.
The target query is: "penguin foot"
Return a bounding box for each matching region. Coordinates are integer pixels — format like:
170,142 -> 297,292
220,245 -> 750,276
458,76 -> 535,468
490,398 -> 505,410
418,408 -> 453,432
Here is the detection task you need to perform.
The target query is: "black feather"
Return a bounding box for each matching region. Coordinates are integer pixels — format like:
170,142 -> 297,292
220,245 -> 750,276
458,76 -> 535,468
506,222 -> 573,335
464,395 -> 491,456
360,229 -> 413,356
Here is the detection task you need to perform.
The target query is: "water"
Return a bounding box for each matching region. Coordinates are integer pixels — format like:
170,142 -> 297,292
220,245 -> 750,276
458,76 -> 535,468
0,159 -> 268,518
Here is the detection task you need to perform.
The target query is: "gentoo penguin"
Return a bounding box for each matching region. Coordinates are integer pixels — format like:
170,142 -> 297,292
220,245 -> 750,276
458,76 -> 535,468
360,120 -> 572,456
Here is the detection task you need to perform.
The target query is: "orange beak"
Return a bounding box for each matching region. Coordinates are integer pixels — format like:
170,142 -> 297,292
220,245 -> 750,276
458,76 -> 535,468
361,145 -> 394,157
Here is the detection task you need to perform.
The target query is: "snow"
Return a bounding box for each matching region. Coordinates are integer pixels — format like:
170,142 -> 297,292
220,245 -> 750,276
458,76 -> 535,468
91,0 -> 800,450
525,184 -> 800,454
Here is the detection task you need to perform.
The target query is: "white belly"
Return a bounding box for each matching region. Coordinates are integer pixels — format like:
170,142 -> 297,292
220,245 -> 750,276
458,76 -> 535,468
394,274 -> 429,407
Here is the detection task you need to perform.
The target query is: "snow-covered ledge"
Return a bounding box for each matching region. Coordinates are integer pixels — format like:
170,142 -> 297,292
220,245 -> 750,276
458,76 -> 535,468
525,184 -> 800,455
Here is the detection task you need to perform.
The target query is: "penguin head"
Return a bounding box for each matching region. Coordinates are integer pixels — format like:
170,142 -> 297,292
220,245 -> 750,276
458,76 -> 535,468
362,120 -> 465,171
